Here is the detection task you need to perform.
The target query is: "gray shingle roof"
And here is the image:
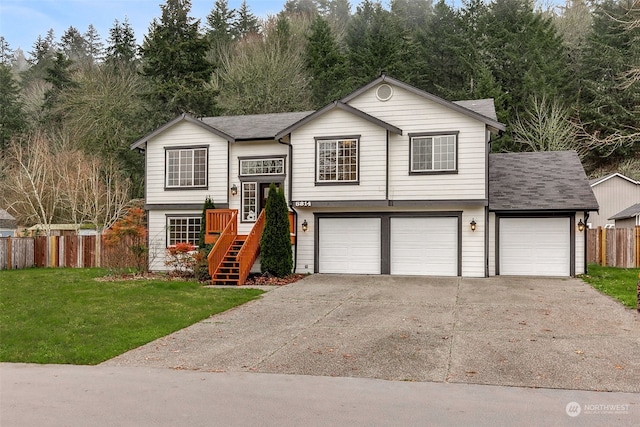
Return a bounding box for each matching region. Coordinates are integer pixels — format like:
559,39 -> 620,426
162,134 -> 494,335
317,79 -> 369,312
489,151 -> 599,211
202,111 -> 313,140
453,99 -> 498,121
0,209 -> 17,229
609,203 -> 640,220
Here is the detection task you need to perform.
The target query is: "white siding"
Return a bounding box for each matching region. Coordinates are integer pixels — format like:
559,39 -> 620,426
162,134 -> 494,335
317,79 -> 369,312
147,209 -> 201,272
488,212 -> 496,276
461,207 -> 486,277
575,212 -> 586,275
291,109 -> 387,202
350,84 -> 488,201
145,121 -> 228,206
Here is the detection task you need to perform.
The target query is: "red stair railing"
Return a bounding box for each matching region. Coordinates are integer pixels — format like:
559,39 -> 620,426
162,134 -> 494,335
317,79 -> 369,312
236,209 -> 266,285
207,210 -> 238,279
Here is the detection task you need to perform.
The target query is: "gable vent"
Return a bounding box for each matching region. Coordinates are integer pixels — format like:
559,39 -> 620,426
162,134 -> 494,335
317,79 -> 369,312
376,84 -> 393,101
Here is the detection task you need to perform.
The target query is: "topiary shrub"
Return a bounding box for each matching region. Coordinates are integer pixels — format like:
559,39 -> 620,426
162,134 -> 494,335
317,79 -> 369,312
260,183 -> 293,278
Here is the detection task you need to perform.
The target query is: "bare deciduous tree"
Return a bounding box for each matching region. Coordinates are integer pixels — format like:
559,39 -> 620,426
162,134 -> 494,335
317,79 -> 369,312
0,132 -> 61,234
512,96 -> 576,153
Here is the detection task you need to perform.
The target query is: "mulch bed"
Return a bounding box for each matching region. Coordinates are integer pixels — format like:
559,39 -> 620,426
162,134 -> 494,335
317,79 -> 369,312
243,273 -> 306,286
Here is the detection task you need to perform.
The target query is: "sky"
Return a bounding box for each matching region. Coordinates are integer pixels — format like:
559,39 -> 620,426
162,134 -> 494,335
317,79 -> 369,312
0,0 -> 288,53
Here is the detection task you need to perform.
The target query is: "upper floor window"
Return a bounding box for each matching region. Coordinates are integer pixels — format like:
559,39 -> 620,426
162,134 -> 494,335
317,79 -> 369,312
316,137 -> 359,183
240,158 -> 284,176
165,146 -> 207,188
410,133 -> 457,173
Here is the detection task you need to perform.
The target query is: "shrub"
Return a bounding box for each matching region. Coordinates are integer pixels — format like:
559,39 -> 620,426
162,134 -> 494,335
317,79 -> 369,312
103,207 -> 148,273
198,196 -> 216,249
165,242 -> 198,278
260,183 -> 293,277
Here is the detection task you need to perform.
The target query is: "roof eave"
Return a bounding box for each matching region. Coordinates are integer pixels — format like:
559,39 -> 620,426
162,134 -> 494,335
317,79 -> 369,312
275,101 -> 403,140
130,114 -> 235,151
341,74 -> 506,132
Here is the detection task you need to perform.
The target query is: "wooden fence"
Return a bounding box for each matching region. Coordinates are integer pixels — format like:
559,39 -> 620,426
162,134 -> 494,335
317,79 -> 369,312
587,226 -> 640,268
0,235 -> 144,270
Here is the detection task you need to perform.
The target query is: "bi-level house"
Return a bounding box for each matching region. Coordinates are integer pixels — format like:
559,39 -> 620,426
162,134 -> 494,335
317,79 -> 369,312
131,75 -> 598,283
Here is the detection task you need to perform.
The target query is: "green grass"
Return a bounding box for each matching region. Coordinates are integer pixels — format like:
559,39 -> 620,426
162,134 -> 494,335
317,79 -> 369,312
0,268 -> 263,365
580,264 -> 640,309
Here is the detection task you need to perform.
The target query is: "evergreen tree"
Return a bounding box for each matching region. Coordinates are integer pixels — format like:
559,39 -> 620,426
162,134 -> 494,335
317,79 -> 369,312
575,0 -> 640,161
0,37 -> 13,65
344,0 -> 411,87
84,24 -> 105,64
390,0 -> 433,32
233,0 -> 260,38
207,0 -> 237,45
414,0 -> 468,97
140,0 -> 217,117
198,195 -> 216,248
106,18 -> 138,65
61,26 -> 88,63
474,0 -> 570,152
42,52 -> 76,113
306,15 -> 348,106
260,183 -> 293,278
0,64 -> 26,150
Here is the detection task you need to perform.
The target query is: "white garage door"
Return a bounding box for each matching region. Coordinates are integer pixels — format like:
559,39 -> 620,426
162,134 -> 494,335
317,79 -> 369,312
318,218 -> 381,274
390,217 -> 458,276
499,217 -> 570,276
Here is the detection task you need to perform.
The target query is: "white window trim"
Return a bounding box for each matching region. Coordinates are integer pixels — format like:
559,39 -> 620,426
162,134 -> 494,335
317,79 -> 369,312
241,182 -> 258,222
240,158 -> 285,176
316,137 -> 359,183
409,133 -> 457,173
165,146 -> 208,188
166,216 -> 201,247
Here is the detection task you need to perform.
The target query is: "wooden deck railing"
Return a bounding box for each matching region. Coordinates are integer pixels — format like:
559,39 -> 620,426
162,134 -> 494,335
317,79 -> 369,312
236,209 -> 266,286
207,210 -> 238,277
205,209 -> 236,244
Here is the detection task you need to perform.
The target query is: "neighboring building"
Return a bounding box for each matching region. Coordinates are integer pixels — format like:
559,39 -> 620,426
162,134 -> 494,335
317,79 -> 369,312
132,75 -> 598,278
0,209 -> 17,237
589,173 -> 640,228
609,203 -> 640,228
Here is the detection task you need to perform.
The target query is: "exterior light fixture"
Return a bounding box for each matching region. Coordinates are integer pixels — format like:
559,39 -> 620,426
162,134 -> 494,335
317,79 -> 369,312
577,219 -> 585,232
302,220 -> 308,232
230,184 -> 238,196
470,219 -> 477,232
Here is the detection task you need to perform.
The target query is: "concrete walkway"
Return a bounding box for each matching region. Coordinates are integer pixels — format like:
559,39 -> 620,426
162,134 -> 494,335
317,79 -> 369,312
1,363 -> 637,426
103,275 -> 640,393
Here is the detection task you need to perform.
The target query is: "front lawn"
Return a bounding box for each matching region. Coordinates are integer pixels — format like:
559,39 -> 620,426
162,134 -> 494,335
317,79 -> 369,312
0,268 -> 263,365
580,264 -> 639,309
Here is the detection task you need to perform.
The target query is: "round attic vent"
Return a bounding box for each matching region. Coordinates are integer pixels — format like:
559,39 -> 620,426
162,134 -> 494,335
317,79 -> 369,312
376,84 -> 393,101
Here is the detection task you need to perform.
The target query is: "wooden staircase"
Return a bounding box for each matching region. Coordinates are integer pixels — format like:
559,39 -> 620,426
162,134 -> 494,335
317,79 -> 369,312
205,208 -> 295,286
211,236 -> 247,285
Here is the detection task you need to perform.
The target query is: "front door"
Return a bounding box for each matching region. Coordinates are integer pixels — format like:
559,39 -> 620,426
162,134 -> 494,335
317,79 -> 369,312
259,182 -> 282,213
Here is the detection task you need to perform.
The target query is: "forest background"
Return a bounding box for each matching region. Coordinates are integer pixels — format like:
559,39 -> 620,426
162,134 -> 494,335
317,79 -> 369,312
0,0 -> 638,230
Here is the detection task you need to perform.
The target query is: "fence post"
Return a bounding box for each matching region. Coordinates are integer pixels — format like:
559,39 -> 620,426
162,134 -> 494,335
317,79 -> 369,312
600,227 -> 606,267
7,237 -> 12,270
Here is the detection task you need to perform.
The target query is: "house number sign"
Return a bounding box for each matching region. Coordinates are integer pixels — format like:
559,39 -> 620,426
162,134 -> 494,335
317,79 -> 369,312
294,201 -> 312,207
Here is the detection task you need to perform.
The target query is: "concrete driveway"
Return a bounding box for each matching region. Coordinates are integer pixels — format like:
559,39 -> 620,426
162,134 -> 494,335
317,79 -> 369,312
103,275 -> 640,393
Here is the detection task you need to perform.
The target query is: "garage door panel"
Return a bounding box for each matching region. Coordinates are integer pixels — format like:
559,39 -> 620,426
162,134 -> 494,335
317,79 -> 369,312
391,217 -> 457,276
319,218 -> 381,274
499,217 -> 570,276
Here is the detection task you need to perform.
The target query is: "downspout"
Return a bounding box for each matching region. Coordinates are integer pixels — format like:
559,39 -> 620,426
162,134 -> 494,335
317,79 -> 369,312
278,136 -> 298,273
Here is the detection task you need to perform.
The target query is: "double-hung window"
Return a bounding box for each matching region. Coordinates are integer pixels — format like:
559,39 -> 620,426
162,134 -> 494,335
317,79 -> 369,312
167,216 -> 201,246
165,146 -> 208,188
410,133 -> 457,173
316,137 -> 359,183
